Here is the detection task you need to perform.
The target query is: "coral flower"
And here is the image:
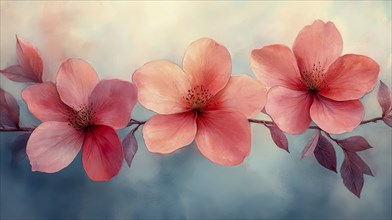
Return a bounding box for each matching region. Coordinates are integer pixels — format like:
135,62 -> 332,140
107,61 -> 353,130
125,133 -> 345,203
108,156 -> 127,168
133,38 -> 267,165
251,20 -> 379,134
22,58 -> 137,181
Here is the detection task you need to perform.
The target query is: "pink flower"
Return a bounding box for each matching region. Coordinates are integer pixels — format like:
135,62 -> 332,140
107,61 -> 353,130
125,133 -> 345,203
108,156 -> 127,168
251,20 -> 380,134
133,38 -> 267,165
22,58 -> 137,181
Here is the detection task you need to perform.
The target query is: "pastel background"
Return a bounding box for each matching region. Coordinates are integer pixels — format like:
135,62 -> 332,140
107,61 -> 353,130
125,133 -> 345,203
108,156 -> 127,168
1,1 -> 391,219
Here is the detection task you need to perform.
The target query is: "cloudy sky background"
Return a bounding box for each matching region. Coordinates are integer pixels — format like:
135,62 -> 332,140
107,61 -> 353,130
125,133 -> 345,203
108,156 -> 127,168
1,1 -> 391,219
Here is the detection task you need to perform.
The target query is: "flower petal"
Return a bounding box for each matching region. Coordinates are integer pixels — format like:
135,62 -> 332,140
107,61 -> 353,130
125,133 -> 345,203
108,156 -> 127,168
89,79 -> 137,129
183,38 -> 231,96
251,44 -> 304,89
15,36 -> 43,83
142,112 -> 197,154
133,60 -> 191,114
310,96 -> 364,134
195,110 -> 251,166
82,125 -> 124,181
318,54 -> 380,101
293,20 -> 343,72
22,82 -> 72,122
211,75 -> 267,118
265,86 -> 313,134
57,58 -> 99,109
26,121 -> 84,173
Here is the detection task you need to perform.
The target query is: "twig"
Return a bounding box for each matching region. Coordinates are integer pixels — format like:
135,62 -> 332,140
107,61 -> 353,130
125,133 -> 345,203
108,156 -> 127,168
248,116 -> 385,130
0,127 -> 34,132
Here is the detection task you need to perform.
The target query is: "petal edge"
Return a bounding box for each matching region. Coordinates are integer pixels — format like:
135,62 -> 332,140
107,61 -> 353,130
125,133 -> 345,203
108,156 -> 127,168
195,110 -> 251,166
310,96 -> 364,134
319,54 -> 380,101
183,38 -> 231,96
26,122 -> 83,173
142,112 -> 197,154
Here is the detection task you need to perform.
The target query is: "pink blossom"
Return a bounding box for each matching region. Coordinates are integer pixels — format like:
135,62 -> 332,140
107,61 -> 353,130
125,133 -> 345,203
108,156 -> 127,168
251,20 -> 379,134
22,58 -> 137,181
133,38 -> 267,165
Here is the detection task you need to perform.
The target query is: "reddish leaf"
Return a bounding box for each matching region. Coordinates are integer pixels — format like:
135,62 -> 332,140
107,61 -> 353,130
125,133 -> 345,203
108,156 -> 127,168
0,36 -> 43,83
377,81 -> 392,115
11,132 -> 31,164
337,136 -> 372,152
0,88 -> 20,128
383,114 -> 392,128
268,124 -> 289,152
340,150 -> 373,198
314,135 -> 337,173
341,151 -> 364,198
301,130 -> 320,159
0,65 -> 38,82
122,131 -> 138,168
346,151 -> 373,176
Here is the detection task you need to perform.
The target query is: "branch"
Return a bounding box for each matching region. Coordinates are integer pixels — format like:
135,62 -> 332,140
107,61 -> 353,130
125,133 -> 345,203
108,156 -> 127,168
0,127 -> 34,132
248,118 -> 274,127
248,116 -> 385,130
127,119 -> 146,127
359,116 -> 384,125
323,131 -> 339,142
0,119 -> 148,132
126,119 -> 146,134
0,117 -> 385,133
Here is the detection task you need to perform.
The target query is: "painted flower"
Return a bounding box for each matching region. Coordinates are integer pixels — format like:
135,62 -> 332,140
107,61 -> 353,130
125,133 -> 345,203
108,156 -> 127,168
251,20 -> 379,134
22,58 -> 137,181
133,38 -> 267,165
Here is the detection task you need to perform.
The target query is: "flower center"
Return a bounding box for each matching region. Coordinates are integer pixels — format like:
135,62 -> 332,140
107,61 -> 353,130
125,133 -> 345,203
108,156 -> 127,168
183,85 -> 214,112
301,62 -> 328,91
67,104 -> 96,131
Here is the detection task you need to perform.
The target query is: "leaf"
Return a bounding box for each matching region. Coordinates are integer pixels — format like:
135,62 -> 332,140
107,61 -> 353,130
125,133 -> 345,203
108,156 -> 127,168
0,36 -> 43,83
122,131 -> 138,168
0,65 -> 38,82
377,81 -> 392,115
314,135 -> 337,173
383,114 -> 392,128
337,136 -> 372,152
341,151 -> 365,198
301,130 -> 320,159
0,88 -> 20,128
340,150 -> 373,198
268,124 -> 289,152
345,151 -> 373,176
11,132 -> 31,164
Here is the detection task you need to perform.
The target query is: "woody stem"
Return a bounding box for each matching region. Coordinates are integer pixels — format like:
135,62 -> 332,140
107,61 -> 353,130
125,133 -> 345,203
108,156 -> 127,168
0,119 -> 148,132
248,116 -> 385,130
0,127 -> 34,132
0,117 -> 385,132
